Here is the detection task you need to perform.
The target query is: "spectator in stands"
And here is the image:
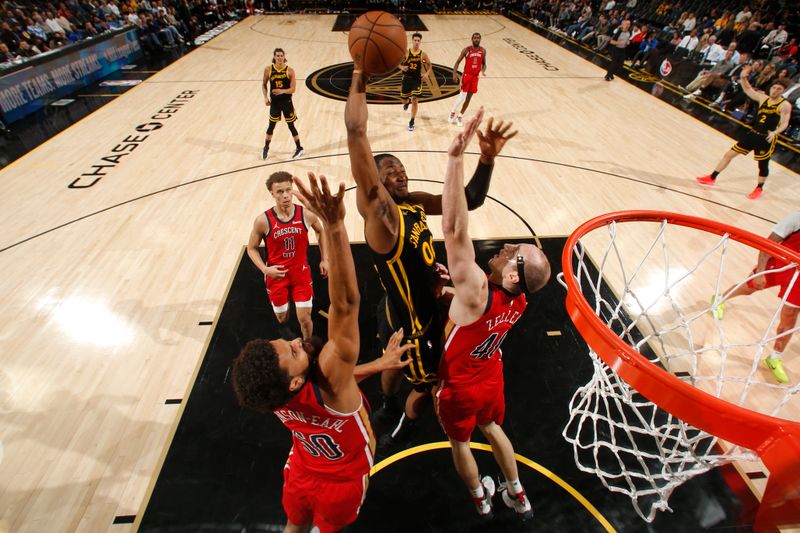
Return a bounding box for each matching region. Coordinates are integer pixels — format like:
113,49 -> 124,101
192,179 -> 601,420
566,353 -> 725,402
594,13 -> 613,51
0,20 -> 21,50
682,12 -> 697,34
676,28 -> 699,56
699,35 -> 725,64
17,40 -> 39,58
759,24 -> 788,57
776,38 -> 798,63
737,22 -> 764,61
682,48 -> 738,99
630,31 -> 658,69
48,31 -> 67,49
83,20 -> 99,37
0,42 -> 17,63
734,6 -> 752,30
714,10 -> 732,33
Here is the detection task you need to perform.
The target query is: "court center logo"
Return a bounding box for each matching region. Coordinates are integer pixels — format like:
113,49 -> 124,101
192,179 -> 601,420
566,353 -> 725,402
306,62 -> 461,104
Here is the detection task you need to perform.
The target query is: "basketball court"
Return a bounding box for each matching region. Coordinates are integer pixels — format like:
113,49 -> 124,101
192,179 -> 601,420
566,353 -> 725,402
0,13 -> 798,533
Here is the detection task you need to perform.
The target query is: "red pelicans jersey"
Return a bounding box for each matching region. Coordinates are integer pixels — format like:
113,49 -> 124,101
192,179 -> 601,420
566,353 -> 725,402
463,46 -> 485,76
264,205 -> 310,267
439,283 -> 527,386
275,382 -> 375,480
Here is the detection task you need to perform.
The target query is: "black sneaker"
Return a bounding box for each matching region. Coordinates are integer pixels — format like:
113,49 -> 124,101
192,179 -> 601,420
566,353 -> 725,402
377,414 -> 416,458
261,145 -> 269,161
292,147 -> 304,160
372,394 -> 402,427
408,120 -> 415,132
403,102 -> 409,111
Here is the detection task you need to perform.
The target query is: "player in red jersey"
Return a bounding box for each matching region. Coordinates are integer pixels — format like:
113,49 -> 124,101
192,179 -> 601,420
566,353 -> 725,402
712,210 -> 800,384
437,109 -> 550,521
449,33 -> 487,127
247,171 -> 328,340
233,173 -> 413,533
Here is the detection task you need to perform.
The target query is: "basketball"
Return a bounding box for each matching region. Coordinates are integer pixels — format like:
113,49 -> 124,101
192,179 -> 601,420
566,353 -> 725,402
348,11 -> 407,75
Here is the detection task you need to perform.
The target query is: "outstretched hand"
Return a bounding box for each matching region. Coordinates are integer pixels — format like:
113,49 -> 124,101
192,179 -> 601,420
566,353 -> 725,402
448,107 -> 484,156
379,328 -> 414,372
293,172 -> 346,226
477,116 -> 518,161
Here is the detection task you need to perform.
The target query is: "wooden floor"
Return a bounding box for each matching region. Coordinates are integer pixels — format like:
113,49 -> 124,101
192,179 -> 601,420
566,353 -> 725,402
0,14 -> 798,532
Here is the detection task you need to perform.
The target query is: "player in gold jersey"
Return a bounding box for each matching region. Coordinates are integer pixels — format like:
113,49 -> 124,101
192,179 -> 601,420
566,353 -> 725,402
262,48 -> 304,161
695,68 -> 791,199
347,51 -> 514,450
400,32 -> 431,132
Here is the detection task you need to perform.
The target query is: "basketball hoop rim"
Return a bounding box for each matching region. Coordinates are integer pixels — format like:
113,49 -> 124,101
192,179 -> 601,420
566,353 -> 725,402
561,210 -> 800,454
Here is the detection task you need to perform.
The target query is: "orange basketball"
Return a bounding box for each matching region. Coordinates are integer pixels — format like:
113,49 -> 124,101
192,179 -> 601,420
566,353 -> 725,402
348,11 -> 407,75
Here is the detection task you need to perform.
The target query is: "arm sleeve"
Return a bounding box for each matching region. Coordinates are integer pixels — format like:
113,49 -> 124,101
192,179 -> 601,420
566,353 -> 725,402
464,160 -> 495,210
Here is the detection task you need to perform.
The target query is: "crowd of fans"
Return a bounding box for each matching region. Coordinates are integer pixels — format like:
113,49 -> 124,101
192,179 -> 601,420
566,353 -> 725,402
520,0 -> 800,139
0,0 -> 245,66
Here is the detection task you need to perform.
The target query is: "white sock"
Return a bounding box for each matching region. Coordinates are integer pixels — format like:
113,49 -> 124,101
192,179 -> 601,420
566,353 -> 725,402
470,484 -> 485,498
508,479 -> 524,495
769,351 -> 783,360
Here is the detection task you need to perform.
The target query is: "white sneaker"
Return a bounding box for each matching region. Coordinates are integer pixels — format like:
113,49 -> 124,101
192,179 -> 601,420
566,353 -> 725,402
448,112 -> 455,124
500,483 -> 533,521
456,115 -> 463,127
292,147 -> 304,160
473,475 -> 496,518
683,90 -> 700,99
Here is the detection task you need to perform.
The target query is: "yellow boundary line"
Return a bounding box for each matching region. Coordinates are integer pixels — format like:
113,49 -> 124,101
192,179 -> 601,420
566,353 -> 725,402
371,441 -> 617,532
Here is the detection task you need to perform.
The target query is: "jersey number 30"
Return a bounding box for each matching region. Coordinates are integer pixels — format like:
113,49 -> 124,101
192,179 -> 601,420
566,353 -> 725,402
293,431 -> 344,460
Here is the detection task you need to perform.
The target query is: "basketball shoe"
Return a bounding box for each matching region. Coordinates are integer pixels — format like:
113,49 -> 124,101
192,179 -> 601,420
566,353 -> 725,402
456,114 -> 464,127
408,119 -> 415,132
499,482 -> 534,521
292,147 -> 304,160
764,357 -> 789,384
261,145 -> 269,161
473,476 -> 496,519
696,175 -> 716,185
448,112 -> 456,124
403,102 -> 409,112
747,187 -> 763,200
376,413 -> 416,459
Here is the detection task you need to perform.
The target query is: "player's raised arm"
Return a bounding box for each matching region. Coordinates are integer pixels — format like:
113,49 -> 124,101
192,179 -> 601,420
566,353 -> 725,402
345,66 -> 399,250
739,65 -> 767,104
441,110 -> 489,321
293,173 -> 359,367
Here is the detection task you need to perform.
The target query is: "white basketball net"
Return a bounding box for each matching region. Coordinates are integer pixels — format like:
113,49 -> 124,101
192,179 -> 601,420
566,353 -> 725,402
560,218 -> 800,522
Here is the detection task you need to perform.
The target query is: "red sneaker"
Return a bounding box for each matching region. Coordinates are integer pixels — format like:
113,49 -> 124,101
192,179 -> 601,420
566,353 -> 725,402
696,175 -> 716,185
747,187 -> 763,200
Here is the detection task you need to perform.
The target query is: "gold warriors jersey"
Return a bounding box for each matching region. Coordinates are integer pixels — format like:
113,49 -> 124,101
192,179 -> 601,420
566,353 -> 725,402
269,64 -> 291,101
403,49 -> 424,79
371,203 -> 438,337
752,97 -> 785,133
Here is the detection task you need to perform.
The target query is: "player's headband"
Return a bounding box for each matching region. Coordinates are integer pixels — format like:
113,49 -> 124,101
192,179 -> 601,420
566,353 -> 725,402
516,255 -> 528,294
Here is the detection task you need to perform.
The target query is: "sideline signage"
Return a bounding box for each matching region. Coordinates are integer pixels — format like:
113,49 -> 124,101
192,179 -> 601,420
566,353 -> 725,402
0,28 -> 142,123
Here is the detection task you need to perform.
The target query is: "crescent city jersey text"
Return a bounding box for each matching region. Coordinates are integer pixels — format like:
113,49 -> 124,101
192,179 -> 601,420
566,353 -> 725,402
464,47 -> 485,76
263,205 -> 309,267
403,49 -> 424,79
371,203 -> 438,335
269,64 -> 291,100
